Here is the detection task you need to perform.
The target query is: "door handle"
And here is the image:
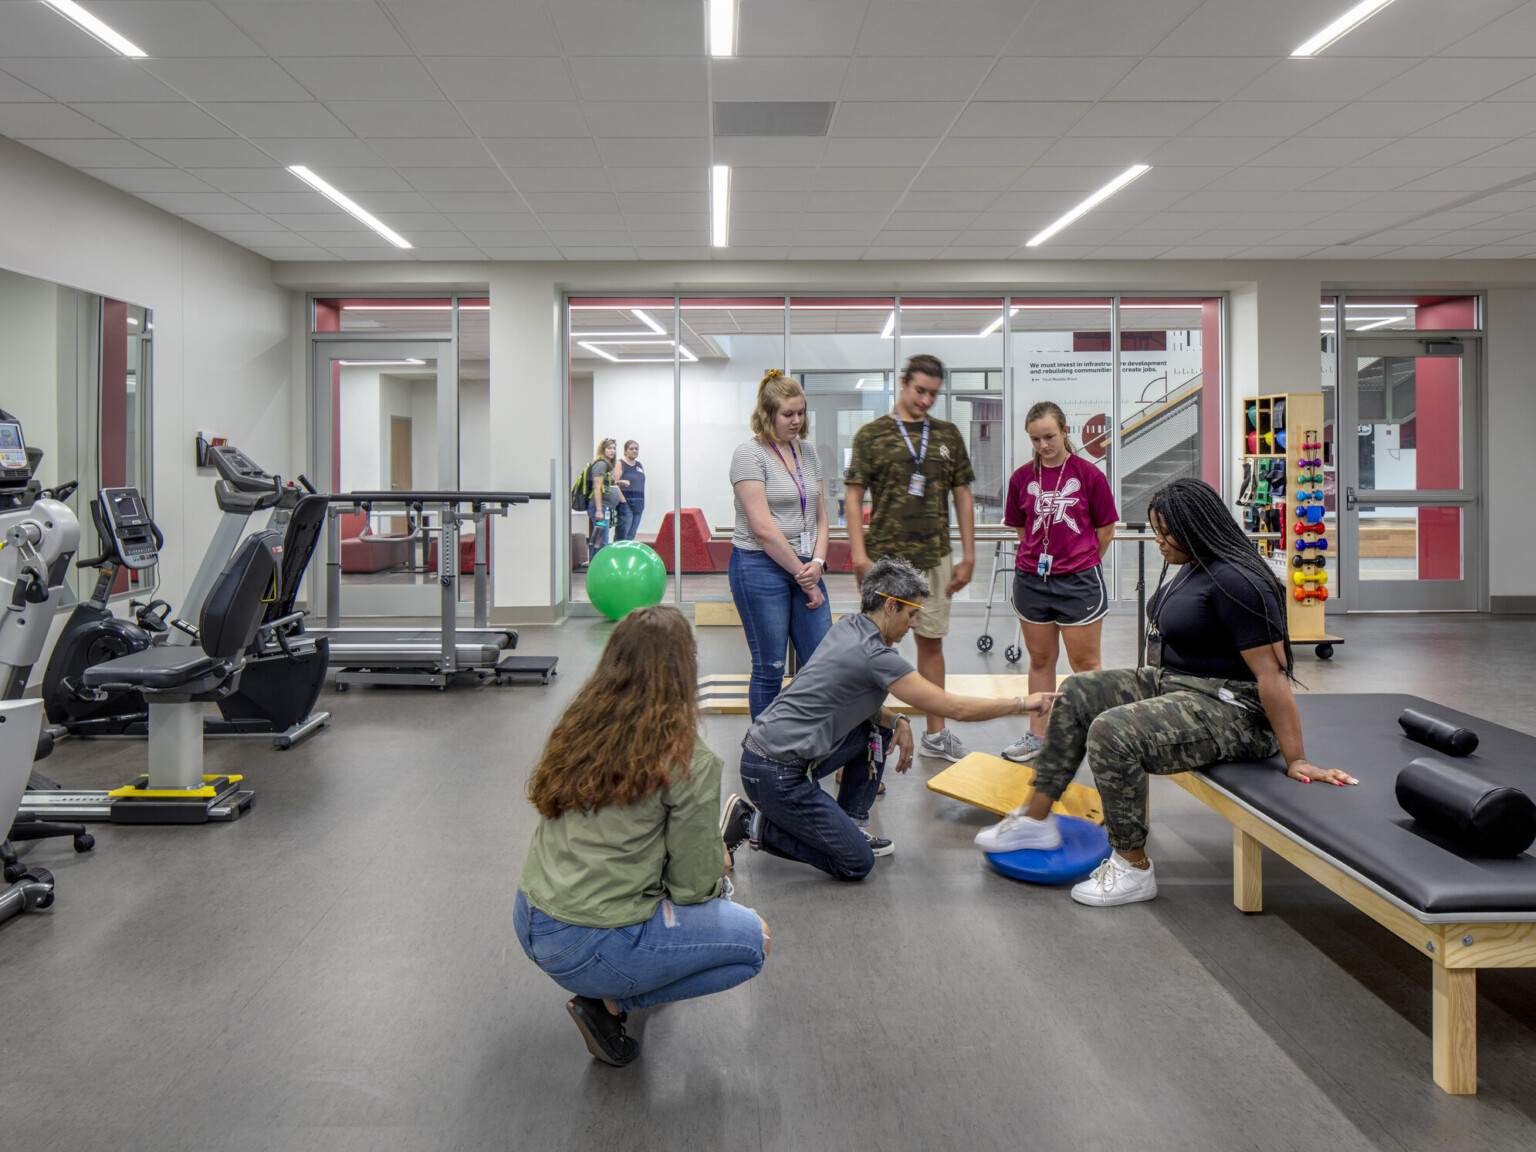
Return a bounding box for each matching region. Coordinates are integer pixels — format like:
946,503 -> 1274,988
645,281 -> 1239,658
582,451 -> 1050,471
1346,486 -> 1357,510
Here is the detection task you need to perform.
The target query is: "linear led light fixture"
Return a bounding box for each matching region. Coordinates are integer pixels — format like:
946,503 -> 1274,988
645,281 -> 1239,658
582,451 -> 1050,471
708,0 -> 738,56
1026,165 -> 1150,247
880,311 -> 895,339
42,0 -> 147,57
336,358 -> 427,367
631,309 -> 667,333
711,165 -> 731,247
578,340 -> 698,363
979,308 -> 1018,337
287,165 -> 412,249
1350,316 -> 1406,331
342,304 -> 489,311
1291,0 -> 1396,57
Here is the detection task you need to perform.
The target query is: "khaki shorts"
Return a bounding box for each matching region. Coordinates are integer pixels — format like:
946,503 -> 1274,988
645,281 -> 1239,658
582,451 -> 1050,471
915,551 -> 953,639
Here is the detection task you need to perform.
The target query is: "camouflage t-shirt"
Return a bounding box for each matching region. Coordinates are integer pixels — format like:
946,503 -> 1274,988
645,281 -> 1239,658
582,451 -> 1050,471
845,414 -> 975,572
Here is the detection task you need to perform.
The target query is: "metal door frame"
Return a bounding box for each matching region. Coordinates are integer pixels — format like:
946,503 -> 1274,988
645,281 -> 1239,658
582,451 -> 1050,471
309,333 -> 460,618
1338,333 -> 1482,611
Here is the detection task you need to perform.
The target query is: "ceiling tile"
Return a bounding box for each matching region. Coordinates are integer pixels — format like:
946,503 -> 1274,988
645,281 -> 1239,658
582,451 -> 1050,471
138,137 -> 273,166
0,3 -> 122,56
1356,137 -> 1495,167
482,246 -> 564,259
739,1 -> 865,56
1106,57 -> 1271,102
328,101 -> 472,139
1234,57 -> 1416,102
1011,0 -> 1205,57
1034,137 -> 1159,167
925,137 -> 1053,168
237,194 -> 340,217
735,190 -> 808,212
423,56 -> 576,102
1073,101 -> 1217,137
1456,139 -> 1536,166
446,212 -> 546,230
973,58 -> 1135,102
1398,167 -> 1536,192
135,190 -> 251,214
0,58 -> 176,102
1414,101 -> 1536,137
887,212 -> 979,230
184,166 -> 301,193
1300,167 -> 1441,192
92,1 -> 266,56
462,231 -> 548,246
871,229 -> 959,246
202,102 -> 352,138
278,56 -> 443,102
1364,0 -> 1530,56
561,249 -> 640,260
0,69 -> 46,102
615,192 -> 707,213
803,191 -> 900,213
841,57 -> 993,102
809,168 -> 920,192
819,137 -> 940,167
594,137 -> 709,167
950,102 -> 1091,137
862,246 -> 942,259
507,167 -> 615,193
486,138 -> 604,167
609,167 -> 714,192
833,102 -> 966,137
366,138 -> 496,167
214,1 -> 412,56
524,192 -> 620,214
71,101 -> 236,139
383,2 -> 562,56
1301,101 -> 1467,137
568,57 -> 707,102
457,102 -> 590,138
258,138 -> 389,168
285,166 -> 413,192
22,138 -> 170,166
1250,138 -> 1396,167
548,3 -> 703,55
209,224 -> 310,240
425,192 -> 533,214
1146,137 -> 1282,166
855,3 -> 1028,55
584,101 -> 708,138
910,167 -> 1022,192
82,167 -> 217,193
404,246 -> 487,260
142,57 -> 312,102
713,137 -> 827,167
307,246 -> 405,260
0,103 -> 117,139
1186,101 -> 1342,136
899,190 -> 1002,212
548,228 -> 631,244
788,247 -> 872,259
1205,166 -> 1334,192
1151,0 -> 1351,57
709,58 -> 849,102
1009,165 -> 1127,191
1369,57 -> 1536,103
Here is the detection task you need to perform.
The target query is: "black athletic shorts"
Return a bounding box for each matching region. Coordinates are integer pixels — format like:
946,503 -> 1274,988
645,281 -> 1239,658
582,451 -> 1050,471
1013,566 -> 1109,627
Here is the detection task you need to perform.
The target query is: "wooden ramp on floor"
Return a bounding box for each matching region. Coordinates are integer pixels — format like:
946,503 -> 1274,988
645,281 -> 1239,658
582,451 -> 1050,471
927,752 -> 1104,822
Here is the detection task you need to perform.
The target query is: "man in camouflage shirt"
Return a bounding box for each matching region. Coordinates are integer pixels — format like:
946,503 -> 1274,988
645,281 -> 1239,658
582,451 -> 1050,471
845,354 -> 977,762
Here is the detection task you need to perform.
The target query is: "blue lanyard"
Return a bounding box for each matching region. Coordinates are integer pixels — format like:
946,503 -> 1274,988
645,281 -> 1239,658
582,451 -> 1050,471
768,440 -> 808,524
894,414 -> 929,470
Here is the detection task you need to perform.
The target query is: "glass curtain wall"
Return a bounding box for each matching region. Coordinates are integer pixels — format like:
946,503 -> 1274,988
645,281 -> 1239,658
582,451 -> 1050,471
564,294 -> 1225,609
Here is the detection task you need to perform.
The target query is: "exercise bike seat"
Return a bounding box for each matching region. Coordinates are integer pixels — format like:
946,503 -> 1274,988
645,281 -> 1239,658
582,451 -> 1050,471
80,646 -> 228,694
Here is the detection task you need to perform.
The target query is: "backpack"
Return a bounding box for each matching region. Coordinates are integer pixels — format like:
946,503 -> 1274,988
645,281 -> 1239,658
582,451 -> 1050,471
569,462 -> 594,512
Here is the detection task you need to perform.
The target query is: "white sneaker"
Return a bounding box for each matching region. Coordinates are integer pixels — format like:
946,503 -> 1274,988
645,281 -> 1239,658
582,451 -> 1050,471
919,727 -> 971,762
1070,853 -> 1158,907
1000,731 -> 1045,763
974,810 -> 1062,853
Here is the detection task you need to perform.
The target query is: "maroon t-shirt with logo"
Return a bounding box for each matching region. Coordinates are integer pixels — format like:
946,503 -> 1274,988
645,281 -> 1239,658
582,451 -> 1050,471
1003,455 -> 1118,575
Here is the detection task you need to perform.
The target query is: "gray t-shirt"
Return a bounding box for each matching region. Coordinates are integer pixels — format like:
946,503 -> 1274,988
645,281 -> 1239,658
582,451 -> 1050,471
590,459 -> 621,508
746,613 -> 915,764
729,438 -> 821,557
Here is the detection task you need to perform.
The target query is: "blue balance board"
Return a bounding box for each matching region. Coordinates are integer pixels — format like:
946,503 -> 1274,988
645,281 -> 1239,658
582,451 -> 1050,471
986,815 -> 1111,885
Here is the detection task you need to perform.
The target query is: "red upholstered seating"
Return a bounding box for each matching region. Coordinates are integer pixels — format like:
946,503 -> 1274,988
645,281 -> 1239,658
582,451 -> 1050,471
339,512 -> 409,573
651,508 -> 716,573
427,533 -> 476,575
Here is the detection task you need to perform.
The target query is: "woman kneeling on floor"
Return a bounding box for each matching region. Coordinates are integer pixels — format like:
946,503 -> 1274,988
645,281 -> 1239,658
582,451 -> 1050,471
975,478 -> 1356,907
515,606 -> 768,1067
722,557 -> 1059,881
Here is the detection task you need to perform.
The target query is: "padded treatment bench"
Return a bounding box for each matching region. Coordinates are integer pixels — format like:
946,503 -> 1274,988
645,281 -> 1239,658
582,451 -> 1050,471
1176,693 -> 1536,1095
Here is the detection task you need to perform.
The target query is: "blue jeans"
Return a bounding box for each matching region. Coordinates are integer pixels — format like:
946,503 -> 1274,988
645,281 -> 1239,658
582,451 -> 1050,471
738,721 -> 892,882
727,546 -> 831,719
616,499 -> 644,541
587,505 -> 613,554
514,890 -> 766,1013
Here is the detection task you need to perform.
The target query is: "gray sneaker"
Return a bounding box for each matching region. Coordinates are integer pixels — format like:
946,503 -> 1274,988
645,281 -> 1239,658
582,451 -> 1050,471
1001,730 -> 1045,763
919,727 -> 971,762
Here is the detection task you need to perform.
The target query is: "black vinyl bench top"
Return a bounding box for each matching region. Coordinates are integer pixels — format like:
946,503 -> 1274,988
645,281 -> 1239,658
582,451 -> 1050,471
1197,693 -> 1536,916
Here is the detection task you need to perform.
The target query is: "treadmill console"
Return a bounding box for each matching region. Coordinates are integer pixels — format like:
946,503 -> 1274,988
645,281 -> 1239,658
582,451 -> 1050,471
98,487 -> 160,570
0,419 -> 30,490
209,444 -> 276,491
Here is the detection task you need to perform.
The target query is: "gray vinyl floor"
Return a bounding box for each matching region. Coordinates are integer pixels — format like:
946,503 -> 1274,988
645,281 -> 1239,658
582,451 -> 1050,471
4,610 -> 1535,1152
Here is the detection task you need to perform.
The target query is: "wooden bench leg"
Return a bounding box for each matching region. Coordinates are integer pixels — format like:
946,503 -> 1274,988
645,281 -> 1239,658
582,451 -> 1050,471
1433,965 -> 1477,1094
1233,827 -> 1262,913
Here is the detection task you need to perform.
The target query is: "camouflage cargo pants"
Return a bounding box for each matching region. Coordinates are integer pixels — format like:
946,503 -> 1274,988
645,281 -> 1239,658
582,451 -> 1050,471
1032,668 -> 1280,852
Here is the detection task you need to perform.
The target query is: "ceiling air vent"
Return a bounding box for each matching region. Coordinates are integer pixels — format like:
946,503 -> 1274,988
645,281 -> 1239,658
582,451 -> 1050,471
713,101 -> 835,137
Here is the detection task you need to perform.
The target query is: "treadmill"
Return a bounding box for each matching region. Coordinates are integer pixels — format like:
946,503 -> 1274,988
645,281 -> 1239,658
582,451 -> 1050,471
313,490 -> 558,690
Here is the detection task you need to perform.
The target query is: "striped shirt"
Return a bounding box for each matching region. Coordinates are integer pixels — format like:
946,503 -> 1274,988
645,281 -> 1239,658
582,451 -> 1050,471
729,438 -> 822,556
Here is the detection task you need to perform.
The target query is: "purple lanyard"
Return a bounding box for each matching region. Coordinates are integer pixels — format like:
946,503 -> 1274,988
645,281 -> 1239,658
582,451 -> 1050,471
768,440 -> 808,524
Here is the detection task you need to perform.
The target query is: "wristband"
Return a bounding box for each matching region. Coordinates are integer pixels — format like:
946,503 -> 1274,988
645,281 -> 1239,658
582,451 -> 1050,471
812,556 -> 826,568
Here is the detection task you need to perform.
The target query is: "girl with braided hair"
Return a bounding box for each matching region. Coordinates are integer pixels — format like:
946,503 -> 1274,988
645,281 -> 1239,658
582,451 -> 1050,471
974,478 -> 1355,907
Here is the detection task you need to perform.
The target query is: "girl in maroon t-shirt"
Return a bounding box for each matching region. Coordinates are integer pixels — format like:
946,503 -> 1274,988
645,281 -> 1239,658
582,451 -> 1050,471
1000,401 -> 1119,762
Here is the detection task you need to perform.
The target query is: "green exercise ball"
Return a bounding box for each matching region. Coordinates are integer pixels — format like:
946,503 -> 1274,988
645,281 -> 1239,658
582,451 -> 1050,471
585,541 -> 667,621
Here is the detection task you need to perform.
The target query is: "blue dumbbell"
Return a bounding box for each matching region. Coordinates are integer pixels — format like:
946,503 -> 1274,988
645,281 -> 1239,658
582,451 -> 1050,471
1296,537 -> 1328,552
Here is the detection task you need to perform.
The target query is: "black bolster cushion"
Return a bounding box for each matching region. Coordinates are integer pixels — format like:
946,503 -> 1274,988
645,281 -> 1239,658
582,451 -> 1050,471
1398,707 -> 1479,756
1395,757 -> 1536,858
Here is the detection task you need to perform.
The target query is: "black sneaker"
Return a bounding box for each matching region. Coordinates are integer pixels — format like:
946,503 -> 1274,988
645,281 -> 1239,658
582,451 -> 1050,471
863,830 -> 894,857
720,793 -> 755,857
566,996 -> 639,1066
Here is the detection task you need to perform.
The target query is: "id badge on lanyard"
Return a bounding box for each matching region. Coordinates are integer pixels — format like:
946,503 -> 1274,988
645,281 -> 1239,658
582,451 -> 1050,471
896,415 -> 929,499
1144,626 -> 1162,668
908,472 -> 926,498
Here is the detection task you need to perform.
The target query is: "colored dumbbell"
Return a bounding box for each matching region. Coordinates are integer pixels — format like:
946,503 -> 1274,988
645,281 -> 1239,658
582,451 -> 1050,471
1296,537 -> 1328,552
1294,587 -> 1329,602
1297,456 -> 1322,468
1291,569 -> 1328,585
1292,554 -> 1326,570
1294,521 -> 1325,536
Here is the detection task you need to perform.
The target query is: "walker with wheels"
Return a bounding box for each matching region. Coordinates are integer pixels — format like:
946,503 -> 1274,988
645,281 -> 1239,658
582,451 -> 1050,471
975,538 -> 1024,664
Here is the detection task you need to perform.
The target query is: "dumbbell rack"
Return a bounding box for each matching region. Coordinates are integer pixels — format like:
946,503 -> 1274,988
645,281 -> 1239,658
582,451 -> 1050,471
1241,392 -> 1343,660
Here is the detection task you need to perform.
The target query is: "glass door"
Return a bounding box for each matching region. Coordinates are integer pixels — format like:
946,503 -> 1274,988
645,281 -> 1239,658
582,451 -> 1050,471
1338,336 -> 1480,611
311,337 -> 457,618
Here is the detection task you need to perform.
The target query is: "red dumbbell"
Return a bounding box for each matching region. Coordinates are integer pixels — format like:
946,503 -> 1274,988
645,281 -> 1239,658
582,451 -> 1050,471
1294,587 -> 1329,602
1294,521 -> 1325,536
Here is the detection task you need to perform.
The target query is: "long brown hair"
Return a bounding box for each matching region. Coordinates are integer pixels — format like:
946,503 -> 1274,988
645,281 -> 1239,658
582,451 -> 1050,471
527,605 -> 699,819
1025,400 -> 1077,469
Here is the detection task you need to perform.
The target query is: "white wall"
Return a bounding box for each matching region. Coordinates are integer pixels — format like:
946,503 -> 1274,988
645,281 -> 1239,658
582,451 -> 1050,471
338,365 -> 382,492
1485,289 -> 1536,604
0,136 -> 295,618
0,269 -> 60,488
460,379 -> 491,489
